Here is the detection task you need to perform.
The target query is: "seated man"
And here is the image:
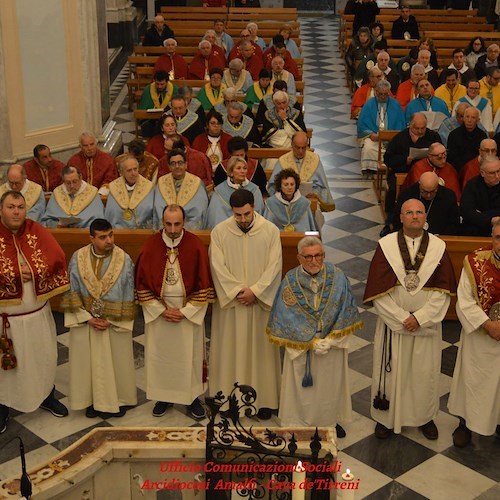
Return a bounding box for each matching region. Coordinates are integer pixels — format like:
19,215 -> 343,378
395,63 -> 428,112
393,171 -> 459,235
405,78 -> 449,127
396,47 -> 419,83
460,156 -> 500,236
158,135 -> 213,188
153,149 -> 208,230
269,55 -> 296,96
245,68 -> 273,112
474,43 -> 500,80
217,135 -> 268,195
222,58 -> 253,93
41,166 -> 104,228
454,79 -> 493,133
237,40 -> 264,81
263,36 -> 299,81
222,101 -> 261,146
138,70 -> 177,138
352,67 -> 385,119
0,164 -> 46,222
176,85 -> 205,125
196,67 -> 226,112
229,29 -> 264,63
143,14 -> 174,46
67,132 -> 118,195
354,40 -> 394,85
479,66 -> 500,117
255,80 -> 300,127
215,86 -> 252,117
391,5 -> 419,40
438,101 -> 469,146
170,95 -> 205,146
461,139 -> 498,188
448,107 -> 487,172
116,139 -> 159,183
105,156 -> 154,229
434,68 -> 467,113
357,80 -> 405,179
153,38 -> 189,80
187,40 -> 226,81
382,112 -> 441,235
417,49 -> 439,90
23,144 -> 64,193
363,51 -> 399,94
267,131 -> 335,213
247,22 -> 266,51
401,142 -> 461,201
439,49 -> 475,87
261,90 -> 306,149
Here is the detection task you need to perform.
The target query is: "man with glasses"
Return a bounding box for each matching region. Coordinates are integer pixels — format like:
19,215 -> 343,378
461,138 -> 497,189
0,164 -> 46,222
351,67 -> 385,119
364,198 -> 456,440
461,156 -> 500,235
453,80 -> 493,133
153,149 -> 208,230
267,236 -> 361,436
401,142 -> 461,201
393,171 -> 460,234
448,107 -> 487,172
209,189 -> 282,420
474,44 -> 500,80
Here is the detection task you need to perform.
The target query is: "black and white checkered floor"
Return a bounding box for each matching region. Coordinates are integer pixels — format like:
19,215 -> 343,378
1,15 -> 500,499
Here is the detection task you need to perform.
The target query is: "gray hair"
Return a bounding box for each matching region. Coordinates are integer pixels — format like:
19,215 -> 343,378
118,155 -> 139,173
163,38 -> 177,47
229,58 -> 243,71
411,63 -> 425,74
223,87 -> 238,100
375,80 -> 391,92
199,39 -> 212,50
227,101 -> 244,113
298,236 -> 324,254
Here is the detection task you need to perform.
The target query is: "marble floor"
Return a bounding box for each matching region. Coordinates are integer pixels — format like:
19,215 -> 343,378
1,15 -> 500,500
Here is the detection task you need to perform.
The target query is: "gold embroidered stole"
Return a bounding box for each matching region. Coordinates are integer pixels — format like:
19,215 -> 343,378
223,68 -> 246,91
158,172 -> 201,207
77,245 -> 125,300
279,151 -> 320,182
53,184 -> 98,216
108,175 -> 154,210
150,82 -> 174,108
271,69 -> 290,86
204,83 -> 227,106
0,182 -> 41,211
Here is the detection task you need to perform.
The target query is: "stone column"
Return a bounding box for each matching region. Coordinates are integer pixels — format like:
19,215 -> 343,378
0,0 -> 120,166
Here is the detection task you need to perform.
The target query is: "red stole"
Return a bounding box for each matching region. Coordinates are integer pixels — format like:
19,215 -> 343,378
0,220 -> 69,305
135,230 -> 215,305
466,246 -> 500,316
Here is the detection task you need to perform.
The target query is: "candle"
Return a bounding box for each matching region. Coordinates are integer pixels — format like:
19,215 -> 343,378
340,468 -> 355,500
292,460 -> 306,500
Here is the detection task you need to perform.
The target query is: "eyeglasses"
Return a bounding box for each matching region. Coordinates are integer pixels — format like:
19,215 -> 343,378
169,160 -> 186,167
300,253 -> 324,262
429,151 -> 447,157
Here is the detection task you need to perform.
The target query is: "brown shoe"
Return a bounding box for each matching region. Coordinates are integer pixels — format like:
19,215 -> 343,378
453,423 -> 471,448
374,422 -> 393,439
420,420 -> 438,440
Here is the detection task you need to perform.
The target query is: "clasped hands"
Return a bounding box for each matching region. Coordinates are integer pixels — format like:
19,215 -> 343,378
237,287 -> 256,306
88,317 -> 111,331
162,308 -> 185,323
403,314 -> 419,333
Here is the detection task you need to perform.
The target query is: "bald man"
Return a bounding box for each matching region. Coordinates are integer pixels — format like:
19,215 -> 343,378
448,107 -> 488,172
393,171 -> 460,234
0,164 -> 46,222
143,14 -> 175,47
461,139 -> 498,189
364,198 -> 456,440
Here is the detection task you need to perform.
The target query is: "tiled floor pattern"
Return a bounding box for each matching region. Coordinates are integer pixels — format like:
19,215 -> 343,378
1,15 -> 499,500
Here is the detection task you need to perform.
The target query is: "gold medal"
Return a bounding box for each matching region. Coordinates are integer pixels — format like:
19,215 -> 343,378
490,302 -> 500,321
166,268 -> 179,285
209,154 -> 219,165
123,209 -> 133,221
404,271 -> 420,292
284,224 -> 295,232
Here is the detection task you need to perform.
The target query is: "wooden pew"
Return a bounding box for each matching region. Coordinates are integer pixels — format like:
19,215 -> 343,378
228,7 -> 298,22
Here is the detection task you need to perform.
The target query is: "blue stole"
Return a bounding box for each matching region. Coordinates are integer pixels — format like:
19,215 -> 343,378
175,111 -> 198,134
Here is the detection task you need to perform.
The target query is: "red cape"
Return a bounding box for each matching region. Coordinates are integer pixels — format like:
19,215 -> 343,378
67,150 -> 118,189
263,48 -> 299,80
188,49 -> 226,80
23,158 -> 64,192
157,147 -> 213,186
153,53 -> 189,79
461,157 -> 480,189
146,134 -> 190,161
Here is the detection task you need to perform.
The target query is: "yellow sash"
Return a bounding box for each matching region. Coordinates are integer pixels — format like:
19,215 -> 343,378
204,83 -> 227,106
150,82 -> 174,108
158,172 -> 201,207
53,184 -> 98,216
108,175 -> 154,211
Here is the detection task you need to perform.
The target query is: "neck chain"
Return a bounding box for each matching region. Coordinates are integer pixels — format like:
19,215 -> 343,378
166,246 -> 179,264
397,229 -> 430,291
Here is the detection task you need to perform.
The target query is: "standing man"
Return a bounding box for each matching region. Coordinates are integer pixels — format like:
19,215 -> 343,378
0,191 -> 70,433
267,236 -> 362,436
364,199 -> 456,439
67,132 -> 118,195
135,204 -> 215,419
0,164 -> 46,222
448,221 -> 500,447
62,219 -> 137,418
23,144 -> 64,192
209,189 -> 282,419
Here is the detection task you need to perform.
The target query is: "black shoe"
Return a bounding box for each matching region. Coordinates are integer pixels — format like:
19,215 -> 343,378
419,420 -> 439,440
496,425 -> 500,437
335,424 -> 346,438
188,398 -> 206,419
257,407 -> 273,420
0,405 -> 9,434
379,225 -> 391,237
374,422 -> 393,439
99,407 -> 127,419
453,423 -> 472,448
40,393 -> 68,418
85,405 -> 99,418
152,401 -> 173,417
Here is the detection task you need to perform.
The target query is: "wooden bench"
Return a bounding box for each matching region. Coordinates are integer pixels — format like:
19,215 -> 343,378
375,130 -> 399,206
228,7 -> 298,22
